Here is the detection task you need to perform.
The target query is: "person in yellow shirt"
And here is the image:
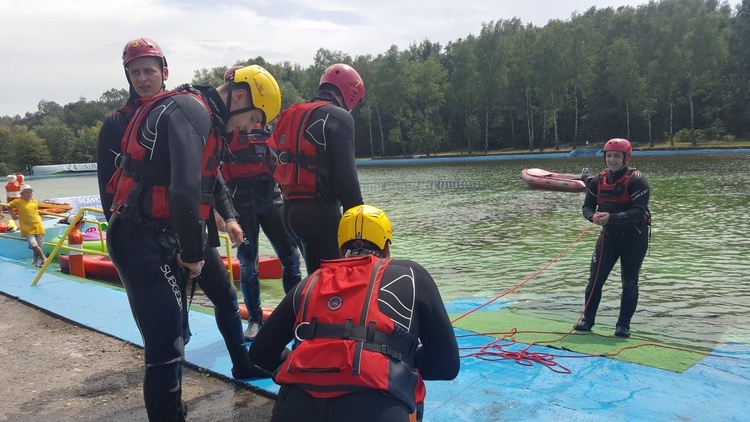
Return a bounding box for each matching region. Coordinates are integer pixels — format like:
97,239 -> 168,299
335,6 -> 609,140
9,185 -> 47,267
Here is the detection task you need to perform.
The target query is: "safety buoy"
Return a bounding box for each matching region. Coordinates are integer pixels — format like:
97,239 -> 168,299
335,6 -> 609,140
67,222 -> 86,278
5,174 -> 20,204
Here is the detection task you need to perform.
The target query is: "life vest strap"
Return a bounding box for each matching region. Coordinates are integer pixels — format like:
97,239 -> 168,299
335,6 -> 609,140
295,319 -> 417,365
276,151 -> 327,170
121,154 -> 171,185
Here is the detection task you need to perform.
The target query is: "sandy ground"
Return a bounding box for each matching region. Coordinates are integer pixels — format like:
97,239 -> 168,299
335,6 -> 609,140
0,293 -> 275,422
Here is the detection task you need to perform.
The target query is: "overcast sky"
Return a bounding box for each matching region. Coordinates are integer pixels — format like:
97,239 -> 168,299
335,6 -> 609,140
0,0 -> 741,117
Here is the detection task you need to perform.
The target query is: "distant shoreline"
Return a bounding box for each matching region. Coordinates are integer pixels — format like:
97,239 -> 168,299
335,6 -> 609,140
19,145 -> 750,177
356,146 -> 750,166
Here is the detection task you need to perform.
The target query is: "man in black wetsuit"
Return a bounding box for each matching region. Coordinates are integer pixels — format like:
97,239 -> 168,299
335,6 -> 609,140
220,66 -> 303,342
269,63 -> 365,274
249,205 -> 460,422
574,138 -> 651,338
97,37 -> 167,221
106,63 -> 277,421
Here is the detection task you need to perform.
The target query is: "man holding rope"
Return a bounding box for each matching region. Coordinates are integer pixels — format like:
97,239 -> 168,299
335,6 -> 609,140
574,138 -> 651,338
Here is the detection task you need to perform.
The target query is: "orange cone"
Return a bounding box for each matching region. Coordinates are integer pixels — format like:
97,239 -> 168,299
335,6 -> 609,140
68,222 -> 86,278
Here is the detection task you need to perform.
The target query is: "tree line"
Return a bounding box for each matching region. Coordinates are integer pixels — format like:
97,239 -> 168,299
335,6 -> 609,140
1,0 -> 748,174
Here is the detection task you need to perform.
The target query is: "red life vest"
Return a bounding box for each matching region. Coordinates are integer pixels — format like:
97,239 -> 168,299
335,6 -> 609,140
268,102 -> 328,200
275,255 -> 425,414
107,87 -> 221,224
596,168 -> 636,211
220,129 -> 274,183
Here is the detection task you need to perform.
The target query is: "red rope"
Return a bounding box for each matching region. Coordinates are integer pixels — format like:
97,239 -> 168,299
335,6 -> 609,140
451,222 -> 596,325
451,221 -> 729,372
452,222 -> 605,372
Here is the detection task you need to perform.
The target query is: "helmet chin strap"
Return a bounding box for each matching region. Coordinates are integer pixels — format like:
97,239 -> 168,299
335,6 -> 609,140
225,83 -> 259,121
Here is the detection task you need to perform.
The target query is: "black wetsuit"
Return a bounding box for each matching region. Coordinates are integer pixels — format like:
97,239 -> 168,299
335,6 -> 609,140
228,178 -> 302,322
97,94 -> 138,222
278,98 -> 364,274
248,256 -> 460,422
106,86 -> 250,422
581,166 -> 650,328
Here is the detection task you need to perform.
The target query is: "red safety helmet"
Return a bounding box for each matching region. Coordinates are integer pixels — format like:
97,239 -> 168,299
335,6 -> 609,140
122,38 -> 167,68
319,63 -> 365,111
603,138 -> 632,164
224,65 -> 243,82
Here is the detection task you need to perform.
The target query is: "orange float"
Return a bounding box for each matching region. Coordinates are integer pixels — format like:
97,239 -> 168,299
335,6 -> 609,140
67,223 -> 86,278
238,304 -> 274,322
58,254 -> 282,283
59,255 -> 119,280
223,256 -> 282,281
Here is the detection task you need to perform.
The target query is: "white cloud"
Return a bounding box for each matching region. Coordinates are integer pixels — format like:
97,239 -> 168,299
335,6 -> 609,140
0,0 -> 742,117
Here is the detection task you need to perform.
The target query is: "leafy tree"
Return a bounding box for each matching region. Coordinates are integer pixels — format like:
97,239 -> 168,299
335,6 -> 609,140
33,116 -> 75,164
99,88 -> 129,112
4,125 -> 52,170
445,36 -> 482,152
69,122 -> 101,163
63,98 -> 111,132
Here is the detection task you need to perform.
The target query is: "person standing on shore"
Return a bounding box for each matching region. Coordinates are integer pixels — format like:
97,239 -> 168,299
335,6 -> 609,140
269,63 -> 365,274
106,63 -> 278,420
9,185 -> 47,267
220,66 -> 302,341
574,138 -> 650,338
221,126 -> 302,341
248,204 -> 460,422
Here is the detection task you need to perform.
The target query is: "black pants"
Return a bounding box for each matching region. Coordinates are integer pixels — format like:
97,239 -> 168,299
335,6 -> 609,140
195,247 -> 249,366
232,183 -> 302,320
282,199 -> 342,274
109,217 -> 249,421
108,217 -> 187,422
583,226 -> 649,326
272,385 -> 416,422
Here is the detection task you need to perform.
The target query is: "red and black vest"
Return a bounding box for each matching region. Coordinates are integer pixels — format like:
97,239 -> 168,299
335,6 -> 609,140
107,87 -> 222,225
220,129 -> 274,184
596,168 -> 636,212
275,255 -> 426,414
268,102 -> 329,200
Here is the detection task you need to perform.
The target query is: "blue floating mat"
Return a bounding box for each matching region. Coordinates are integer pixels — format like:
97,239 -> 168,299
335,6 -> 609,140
2,259 -> 749,421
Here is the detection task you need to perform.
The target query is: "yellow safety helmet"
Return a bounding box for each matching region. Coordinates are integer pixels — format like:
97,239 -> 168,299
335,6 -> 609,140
338,205 -> 393,250
229,65 -> 282,124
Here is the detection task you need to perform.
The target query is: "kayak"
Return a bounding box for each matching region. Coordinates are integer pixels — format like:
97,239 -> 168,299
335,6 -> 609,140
58,254 -> 283,282
521,168 -> 589,192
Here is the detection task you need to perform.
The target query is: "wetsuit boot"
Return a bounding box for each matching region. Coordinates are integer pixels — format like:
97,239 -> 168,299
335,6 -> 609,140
615,317 -> 631,338
574,315 -> 595,331
228,342 -> 272,379
244,307 -> 263,342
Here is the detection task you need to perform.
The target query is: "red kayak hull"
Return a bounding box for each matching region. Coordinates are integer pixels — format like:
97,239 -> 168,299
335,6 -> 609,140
521,168 -> 587,192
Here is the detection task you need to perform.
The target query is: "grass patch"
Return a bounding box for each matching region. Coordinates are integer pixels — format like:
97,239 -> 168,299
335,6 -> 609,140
451,307 -> 710,373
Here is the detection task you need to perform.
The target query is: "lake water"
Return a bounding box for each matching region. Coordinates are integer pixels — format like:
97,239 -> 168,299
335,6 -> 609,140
26,152 -> 750,348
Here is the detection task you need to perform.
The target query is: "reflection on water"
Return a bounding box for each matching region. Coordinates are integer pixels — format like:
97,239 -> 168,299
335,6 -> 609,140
27,154 -> 750,348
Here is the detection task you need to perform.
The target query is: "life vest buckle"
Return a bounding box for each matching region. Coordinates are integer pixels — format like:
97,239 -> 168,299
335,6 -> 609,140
277,151 -> 290,165
294,321 -> 310,342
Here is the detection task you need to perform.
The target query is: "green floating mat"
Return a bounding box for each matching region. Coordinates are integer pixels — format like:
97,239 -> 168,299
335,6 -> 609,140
451,308 -> 709,373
